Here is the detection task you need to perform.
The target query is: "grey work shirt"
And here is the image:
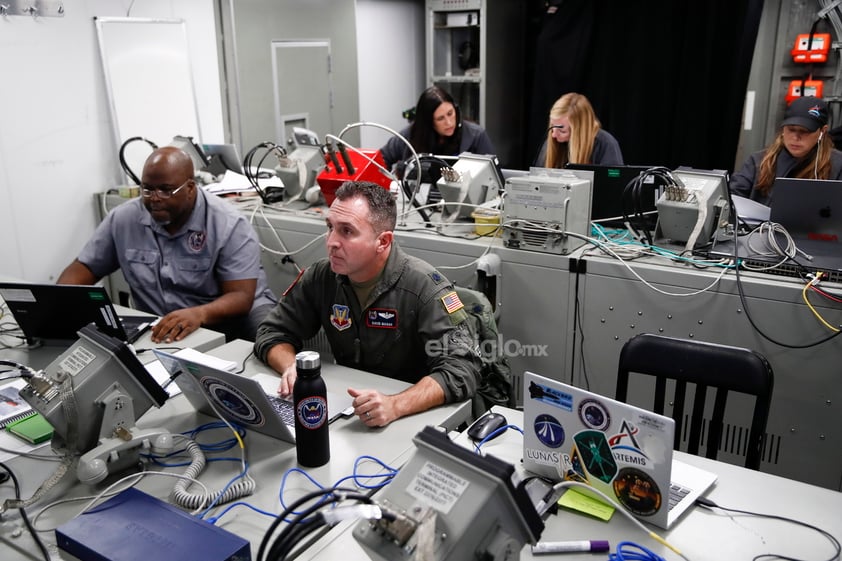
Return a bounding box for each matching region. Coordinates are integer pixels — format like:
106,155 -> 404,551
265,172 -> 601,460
77,189 -> 275,315
254,242 -> 482,403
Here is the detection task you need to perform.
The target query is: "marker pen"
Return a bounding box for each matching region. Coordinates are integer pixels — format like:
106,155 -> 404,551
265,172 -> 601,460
531,540 -> 610,554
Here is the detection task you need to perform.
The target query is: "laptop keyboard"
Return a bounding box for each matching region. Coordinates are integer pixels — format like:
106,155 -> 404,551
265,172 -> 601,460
267,394 -> 296,427
668,482 -> 692,511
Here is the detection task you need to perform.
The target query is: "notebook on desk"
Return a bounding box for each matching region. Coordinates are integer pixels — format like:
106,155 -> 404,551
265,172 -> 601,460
153,349 -> 354,443
0,282 -> 155,346
522,371 -> 717,530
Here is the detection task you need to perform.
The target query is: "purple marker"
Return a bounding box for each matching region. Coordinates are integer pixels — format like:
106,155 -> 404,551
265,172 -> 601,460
531,540 -> 610,554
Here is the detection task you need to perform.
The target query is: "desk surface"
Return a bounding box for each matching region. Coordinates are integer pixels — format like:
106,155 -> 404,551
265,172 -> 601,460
0,340 -> 471,561
300,406 -> 842,561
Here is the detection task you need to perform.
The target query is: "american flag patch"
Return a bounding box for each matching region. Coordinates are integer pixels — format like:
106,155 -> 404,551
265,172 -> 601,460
441,291 -> 464,314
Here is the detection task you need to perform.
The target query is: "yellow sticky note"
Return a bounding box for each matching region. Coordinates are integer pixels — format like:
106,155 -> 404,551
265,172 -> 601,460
557,487 -> 616,521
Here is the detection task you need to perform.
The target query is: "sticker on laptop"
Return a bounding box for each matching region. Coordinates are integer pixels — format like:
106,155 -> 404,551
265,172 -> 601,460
572,430 -> 618,484
578,398 -> 611,431
200,376 -> 265,427
527,380 -> 573,411
613,467 -> 662,516
533,413 -> 565,448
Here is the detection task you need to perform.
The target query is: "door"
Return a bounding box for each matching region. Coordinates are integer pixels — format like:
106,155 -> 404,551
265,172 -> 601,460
272,40 -> 333,146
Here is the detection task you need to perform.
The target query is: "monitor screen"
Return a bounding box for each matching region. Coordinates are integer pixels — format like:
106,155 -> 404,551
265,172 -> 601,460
565,163 -> 661,222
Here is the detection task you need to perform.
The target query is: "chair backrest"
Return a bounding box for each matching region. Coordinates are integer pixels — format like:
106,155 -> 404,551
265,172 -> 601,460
616,333 -> 774,470
454,286 -> 513,417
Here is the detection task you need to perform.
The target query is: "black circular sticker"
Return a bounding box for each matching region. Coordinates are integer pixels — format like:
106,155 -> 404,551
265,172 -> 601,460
200,376 -> 265,427
578,398 -> 611,431
613,467 -> 662,516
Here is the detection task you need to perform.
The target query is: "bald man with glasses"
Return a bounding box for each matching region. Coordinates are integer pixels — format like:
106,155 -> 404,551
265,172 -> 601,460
58,146 -> 276,343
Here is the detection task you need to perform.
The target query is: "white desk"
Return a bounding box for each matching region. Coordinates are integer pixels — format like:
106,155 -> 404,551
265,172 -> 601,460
0,340 -> 471,560
298,406 -> 842,561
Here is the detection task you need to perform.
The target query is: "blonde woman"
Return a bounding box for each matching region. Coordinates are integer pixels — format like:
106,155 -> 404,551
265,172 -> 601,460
534,92 -> 623,168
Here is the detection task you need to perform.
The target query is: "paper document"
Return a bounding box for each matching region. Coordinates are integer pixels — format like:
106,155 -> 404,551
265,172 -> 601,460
203,169 -> 284,195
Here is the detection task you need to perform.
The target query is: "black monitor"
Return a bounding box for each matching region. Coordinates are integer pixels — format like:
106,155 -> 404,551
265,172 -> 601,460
565,163 -> 661,224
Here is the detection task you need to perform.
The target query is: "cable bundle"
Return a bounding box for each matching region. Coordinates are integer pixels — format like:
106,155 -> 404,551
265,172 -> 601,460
243,142 -> 287,204
622,166 -> 684,246
257,487 -> 378,561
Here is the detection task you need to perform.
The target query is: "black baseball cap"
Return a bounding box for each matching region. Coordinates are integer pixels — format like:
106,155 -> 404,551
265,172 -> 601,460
781,96 -> 829,132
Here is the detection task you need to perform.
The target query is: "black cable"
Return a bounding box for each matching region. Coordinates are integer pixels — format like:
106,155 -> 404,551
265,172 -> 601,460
695,496 -> 841,561
724,187 -> 842,348
243,142 -> 286,204
267,490 -> 374,560
0,462 -> 51,561
118,136 -> 159,185
257,487 -> 367,561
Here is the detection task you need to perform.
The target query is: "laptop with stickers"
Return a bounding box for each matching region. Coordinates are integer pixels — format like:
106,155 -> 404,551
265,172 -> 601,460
522,371 -> 717,530
152,349 -> 354,442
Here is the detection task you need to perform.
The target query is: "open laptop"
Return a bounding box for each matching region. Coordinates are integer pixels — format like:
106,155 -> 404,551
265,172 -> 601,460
0,282 -> 154,346
705,178 -> 842,279
522,371 -> 717,530
152,349 -> 354,443
564,164 -> 660,224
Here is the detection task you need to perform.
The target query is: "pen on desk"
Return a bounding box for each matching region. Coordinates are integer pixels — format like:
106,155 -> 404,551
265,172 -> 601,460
162,369 -> 183,390
531,540 -> 610,554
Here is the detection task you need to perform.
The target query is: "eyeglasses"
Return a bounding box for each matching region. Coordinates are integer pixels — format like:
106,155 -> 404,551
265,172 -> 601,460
140,180 -> 189,199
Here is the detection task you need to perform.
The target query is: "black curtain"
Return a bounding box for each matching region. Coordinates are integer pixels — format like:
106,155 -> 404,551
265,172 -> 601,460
525,0 -> 764,172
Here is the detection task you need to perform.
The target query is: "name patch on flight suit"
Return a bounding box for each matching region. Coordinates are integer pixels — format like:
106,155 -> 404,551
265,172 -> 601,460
366,308 -> 398,328
330,304 -> 352,331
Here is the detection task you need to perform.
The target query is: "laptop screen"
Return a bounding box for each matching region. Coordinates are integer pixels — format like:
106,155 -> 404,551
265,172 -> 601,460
770,177 -> 842,242
0,282 -> 130,345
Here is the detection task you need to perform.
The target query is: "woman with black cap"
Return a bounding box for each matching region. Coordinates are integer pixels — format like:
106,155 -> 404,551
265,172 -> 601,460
730,96 -> 842,205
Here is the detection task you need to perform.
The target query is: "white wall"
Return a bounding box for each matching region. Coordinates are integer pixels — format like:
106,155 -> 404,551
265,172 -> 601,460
0,0 -> 422,283
355,0 -> 425,149
0,0 -> 222,282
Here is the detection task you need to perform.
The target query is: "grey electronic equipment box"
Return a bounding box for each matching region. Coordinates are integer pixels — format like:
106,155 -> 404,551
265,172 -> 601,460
502,168 -> 593,255
435,153 -> 504,221
656,168 -> 730,250
352,426 -> 543,561
19,324 -> 171,484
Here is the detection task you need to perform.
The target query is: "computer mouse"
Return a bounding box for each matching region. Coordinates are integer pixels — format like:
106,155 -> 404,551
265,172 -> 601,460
467,412 -> 507,441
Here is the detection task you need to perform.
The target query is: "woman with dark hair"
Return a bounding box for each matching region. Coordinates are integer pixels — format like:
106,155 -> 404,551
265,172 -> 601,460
534,92 -> 623,168
380,86 -> 495,168
730,96 -> 842,205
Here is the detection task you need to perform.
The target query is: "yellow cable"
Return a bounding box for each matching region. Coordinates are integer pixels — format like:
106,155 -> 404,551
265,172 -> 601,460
649,531 -> 683,556
801,275 -> 840,332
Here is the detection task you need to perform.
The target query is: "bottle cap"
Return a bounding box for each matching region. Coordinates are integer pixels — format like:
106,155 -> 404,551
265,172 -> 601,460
295,350 -> 321,370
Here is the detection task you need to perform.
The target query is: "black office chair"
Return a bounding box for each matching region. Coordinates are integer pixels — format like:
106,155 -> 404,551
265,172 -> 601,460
616,333 -> 774,470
